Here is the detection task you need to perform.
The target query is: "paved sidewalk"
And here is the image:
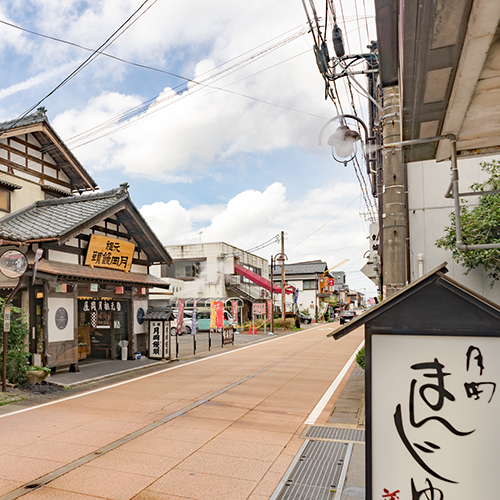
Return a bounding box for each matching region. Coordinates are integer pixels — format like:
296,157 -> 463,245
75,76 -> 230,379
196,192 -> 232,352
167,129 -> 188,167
0,324 -> 366,500
330,366 -> 365,500
50,331 -> 282,388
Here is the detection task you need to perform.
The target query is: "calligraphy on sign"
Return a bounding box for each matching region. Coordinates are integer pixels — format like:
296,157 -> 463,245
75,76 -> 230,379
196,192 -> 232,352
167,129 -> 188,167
85,235 -> 135,273
371,335 -> 500,500
149,321 -> 163,359
81,299 -> 122,313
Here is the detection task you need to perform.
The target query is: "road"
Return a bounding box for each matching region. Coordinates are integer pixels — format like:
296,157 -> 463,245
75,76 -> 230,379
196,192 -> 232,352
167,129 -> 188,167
0,323 -> 363,500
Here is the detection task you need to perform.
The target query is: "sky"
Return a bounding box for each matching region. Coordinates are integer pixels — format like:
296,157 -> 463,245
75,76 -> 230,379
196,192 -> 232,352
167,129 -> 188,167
0,0 -> 379,297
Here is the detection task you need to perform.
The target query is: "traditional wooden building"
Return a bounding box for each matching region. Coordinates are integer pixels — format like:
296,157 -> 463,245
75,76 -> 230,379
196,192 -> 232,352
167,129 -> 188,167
0,107 -> 97,212
0,109 -> 172,369
0,184 -> 172,368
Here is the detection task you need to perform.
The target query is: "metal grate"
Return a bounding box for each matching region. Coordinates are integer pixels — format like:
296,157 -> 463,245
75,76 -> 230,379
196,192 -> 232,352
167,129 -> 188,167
275,440 -> 347,500
306,426 -> 365,443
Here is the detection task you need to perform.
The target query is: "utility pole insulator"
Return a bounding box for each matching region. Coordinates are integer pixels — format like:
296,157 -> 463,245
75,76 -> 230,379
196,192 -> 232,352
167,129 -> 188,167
332,24 -> 345,58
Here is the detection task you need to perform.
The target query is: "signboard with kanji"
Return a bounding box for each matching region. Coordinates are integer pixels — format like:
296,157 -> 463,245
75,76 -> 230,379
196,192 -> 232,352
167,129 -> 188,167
149,321 -> 163,359
85,235 -> 135,273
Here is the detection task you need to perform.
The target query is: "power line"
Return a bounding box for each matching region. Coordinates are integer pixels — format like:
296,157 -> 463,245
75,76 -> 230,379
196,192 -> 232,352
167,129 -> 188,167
65,32 -> 320,149
0,1 -> 161,140
287,195 -> 361,251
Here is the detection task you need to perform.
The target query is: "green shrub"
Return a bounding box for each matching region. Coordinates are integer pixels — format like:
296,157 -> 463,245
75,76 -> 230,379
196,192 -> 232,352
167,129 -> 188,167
273,318 -> 295,329
0,298 -> 30,385
356,346 -> 365,370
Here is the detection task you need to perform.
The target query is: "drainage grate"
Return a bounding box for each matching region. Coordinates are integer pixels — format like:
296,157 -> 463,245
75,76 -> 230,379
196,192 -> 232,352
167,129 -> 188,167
275,440 -> 347,500
306,426 -> 365,443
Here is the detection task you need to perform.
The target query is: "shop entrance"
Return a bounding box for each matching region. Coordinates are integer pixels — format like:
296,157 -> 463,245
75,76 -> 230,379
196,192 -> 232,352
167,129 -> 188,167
78,298 -> 129,360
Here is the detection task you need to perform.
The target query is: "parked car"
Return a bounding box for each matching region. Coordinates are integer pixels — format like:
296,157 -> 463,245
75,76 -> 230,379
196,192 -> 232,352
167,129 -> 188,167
299,312 -> 312,324
195,308 -> 234,331
339,310 -> 356,325
171,311 -> 193,335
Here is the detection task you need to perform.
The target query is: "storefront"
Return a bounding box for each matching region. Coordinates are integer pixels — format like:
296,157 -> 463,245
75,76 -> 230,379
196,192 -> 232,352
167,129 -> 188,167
0,184 -> 172,370
78,297 -> 129,360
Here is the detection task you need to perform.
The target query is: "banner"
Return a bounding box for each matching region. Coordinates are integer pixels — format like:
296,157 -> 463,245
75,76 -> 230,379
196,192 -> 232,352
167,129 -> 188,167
267,300 -> 272,319
231,300 -> 238,325
192,301 -> 197,335
177,299 -> 185,333
210,301 -> 224,330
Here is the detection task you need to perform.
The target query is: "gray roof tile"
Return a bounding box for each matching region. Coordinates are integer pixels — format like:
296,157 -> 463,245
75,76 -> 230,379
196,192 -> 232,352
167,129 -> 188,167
0,186 -> 127,241
273,260 -> 328,275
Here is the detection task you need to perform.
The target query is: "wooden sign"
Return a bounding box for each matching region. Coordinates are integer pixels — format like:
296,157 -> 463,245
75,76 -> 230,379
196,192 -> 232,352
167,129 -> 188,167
85,235 -> 135,273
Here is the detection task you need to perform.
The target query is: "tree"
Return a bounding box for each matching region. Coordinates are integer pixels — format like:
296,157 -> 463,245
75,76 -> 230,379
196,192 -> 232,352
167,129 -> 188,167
0,298 -> 30,385
436,159 -> 500,286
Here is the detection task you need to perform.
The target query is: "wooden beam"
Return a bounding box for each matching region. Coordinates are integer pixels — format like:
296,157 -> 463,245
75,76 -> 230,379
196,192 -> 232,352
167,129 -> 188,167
0,142 -> 62,171
0,157 -> 72,189
90,225 -> 132,240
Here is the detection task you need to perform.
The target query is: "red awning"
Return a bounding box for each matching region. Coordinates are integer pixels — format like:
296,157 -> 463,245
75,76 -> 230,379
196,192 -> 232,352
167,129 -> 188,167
234,263 -> 294,294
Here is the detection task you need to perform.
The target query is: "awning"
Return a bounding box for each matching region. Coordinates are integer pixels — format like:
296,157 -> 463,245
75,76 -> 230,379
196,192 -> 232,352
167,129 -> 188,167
32,259 -> 171,289
234,262 -> 294,295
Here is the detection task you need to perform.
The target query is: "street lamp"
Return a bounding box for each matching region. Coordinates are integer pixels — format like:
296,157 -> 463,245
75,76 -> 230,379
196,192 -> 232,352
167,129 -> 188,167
318,114 -> 373,168
272,252 -> 287,326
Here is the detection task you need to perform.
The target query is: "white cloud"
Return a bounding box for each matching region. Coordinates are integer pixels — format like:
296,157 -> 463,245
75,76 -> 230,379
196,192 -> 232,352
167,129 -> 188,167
139,180 -> 377,296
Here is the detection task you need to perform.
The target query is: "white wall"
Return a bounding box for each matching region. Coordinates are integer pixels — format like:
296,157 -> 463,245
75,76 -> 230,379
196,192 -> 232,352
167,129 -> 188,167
408,153 -> 500,303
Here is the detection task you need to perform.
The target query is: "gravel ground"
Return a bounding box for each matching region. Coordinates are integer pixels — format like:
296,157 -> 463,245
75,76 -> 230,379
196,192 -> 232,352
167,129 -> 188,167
16,380 -> 66,395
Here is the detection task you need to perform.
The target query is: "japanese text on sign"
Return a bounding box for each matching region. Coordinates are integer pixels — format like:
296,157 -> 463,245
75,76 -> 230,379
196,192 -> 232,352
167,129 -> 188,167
372,335 -> 500,500
149,321 -> 163,358
85,235 -> 135,273
80,299 -> 122,313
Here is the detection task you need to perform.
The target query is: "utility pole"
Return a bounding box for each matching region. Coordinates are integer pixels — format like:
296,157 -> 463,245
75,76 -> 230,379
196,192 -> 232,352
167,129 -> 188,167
281,231 -> 286,324
381,85 -> 406,298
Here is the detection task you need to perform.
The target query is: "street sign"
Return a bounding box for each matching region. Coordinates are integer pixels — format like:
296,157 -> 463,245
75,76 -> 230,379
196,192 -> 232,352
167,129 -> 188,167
252,303 -> 266,315
3,305 -> 10,333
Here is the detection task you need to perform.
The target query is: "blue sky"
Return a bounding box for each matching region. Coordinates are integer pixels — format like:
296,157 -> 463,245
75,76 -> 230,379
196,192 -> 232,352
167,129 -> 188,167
0,0 -> 378,297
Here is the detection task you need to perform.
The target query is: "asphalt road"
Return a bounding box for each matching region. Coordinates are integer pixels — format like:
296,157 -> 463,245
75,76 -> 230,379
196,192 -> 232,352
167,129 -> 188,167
0,323 -> 363,500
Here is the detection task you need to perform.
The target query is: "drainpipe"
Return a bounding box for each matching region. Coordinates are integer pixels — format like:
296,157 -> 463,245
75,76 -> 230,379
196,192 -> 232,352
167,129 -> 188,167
417,254 -> 424,278
385,133 -> 500,254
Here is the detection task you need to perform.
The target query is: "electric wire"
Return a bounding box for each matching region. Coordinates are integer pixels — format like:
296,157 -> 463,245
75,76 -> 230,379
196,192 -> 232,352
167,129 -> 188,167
287,195 -> 361,251
0,0 -> 157,139
64,28 -> 312,148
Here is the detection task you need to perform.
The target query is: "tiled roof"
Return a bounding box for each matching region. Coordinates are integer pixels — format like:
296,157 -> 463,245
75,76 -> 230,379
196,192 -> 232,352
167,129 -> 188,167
0,186 -> 127,241
143,306 -> 174,320
273,260 -> 328,275
35,260 -> 171,289
0,108 -> 48,132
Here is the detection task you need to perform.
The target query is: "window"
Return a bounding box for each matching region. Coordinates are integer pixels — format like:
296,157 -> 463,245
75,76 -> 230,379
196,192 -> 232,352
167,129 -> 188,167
303,280 -> 316,290
163,260 -> 202,279
0,188 -> 10,212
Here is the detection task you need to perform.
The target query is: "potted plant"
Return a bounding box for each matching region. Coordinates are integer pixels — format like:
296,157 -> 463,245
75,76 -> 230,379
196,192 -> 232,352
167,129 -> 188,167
25,365 -> 51,384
